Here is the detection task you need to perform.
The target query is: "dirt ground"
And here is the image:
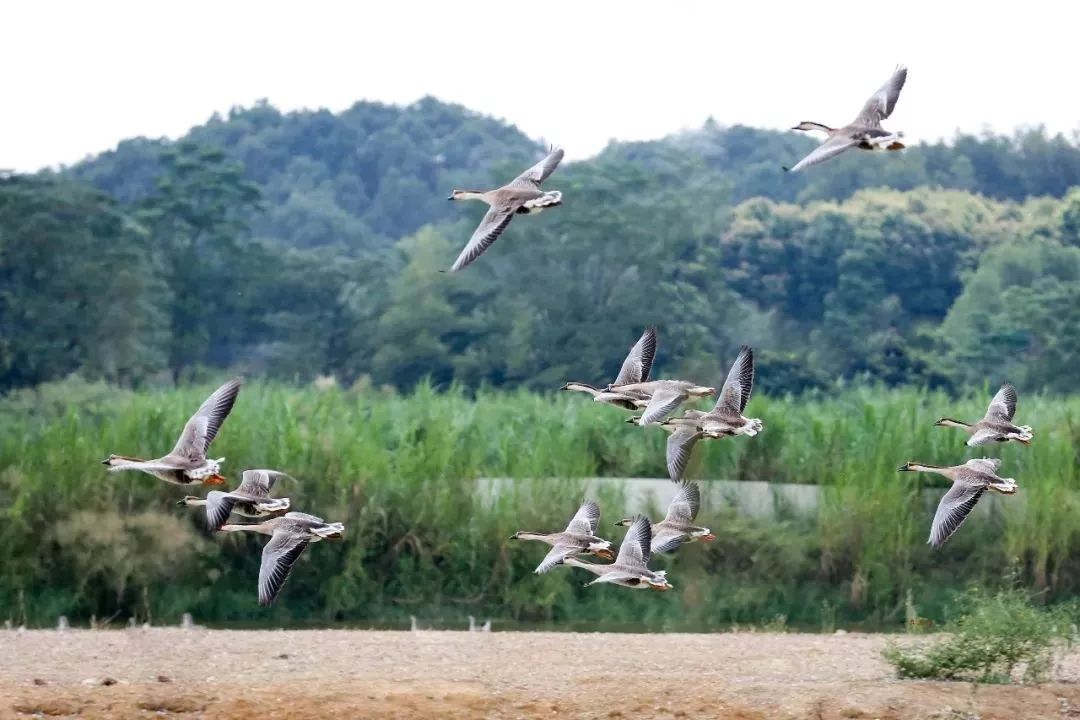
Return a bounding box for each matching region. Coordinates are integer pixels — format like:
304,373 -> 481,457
2,629 -> 1080,720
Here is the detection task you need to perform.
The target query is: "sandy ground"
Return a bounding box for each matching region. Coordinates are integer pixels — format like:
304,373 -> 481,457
2,630 -> 1080,719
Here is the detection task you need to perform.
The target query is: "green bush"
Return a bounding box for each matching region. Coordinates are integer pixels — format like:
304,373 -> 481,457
884,588 -> 1075,683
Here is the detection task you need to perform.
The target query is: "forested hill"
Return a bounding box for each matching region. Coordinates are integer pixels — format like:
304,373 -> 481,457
3,98 -> 1079,395
69,97 -> 1080,250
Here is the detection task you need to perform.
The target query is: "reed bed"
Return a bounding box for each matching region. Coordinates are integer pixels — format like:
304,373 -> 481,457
0,377 -> 1076,629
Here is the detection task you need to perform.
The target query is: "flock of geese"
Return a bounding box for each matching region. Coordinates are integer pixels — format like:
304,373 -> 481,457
97,64 -> 1036,606
103,378 -> 345,607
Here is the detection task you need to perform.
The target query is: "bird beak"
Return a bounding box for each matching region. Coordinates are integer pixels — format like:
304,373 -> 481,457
897,464 -> 912,472
100,458 -> 110,465
446,194 -> 454,201
790,125 -> 802,130
175,499 -> 185,506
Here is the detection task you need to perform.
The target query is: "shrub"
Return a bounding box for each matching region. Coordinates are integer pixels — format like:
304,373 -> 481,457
884,587 -> 1075,683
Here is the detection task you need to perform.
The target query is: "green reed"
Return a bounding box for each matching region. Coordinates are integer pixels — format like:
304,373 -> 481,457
0,377 -> 1075,628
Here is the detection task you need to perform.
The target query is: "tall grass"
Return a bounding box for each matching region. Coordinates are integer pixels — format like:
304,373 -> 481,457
0,377 -> 1076,628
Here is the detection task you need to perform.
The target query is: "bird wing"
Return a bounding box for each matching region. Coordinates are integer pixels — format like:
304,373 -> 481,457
663,481 -> 701,524
237,469 -> 290,498
966,457 -> 1002,474
283,511 -> 326,524
854,65 -> 908,127
651,528 -> 690,555
929,482 -> 984,549
786,135 -> 859,173
983,384 -> 1018,423
638,387 -> 686,425
170,377 -> 242,460
615,515 -> 652,567
967,428 -> 1001,447
534,544 -> 576,574
449,203 -> 518,272
613,326 -> 658,386
565,500 -> 601,536
204,491 -> 239,532
666,427 -> 702,483
258,531 -> 311,606
714,345 -> 754,414
508,146 -> 564,188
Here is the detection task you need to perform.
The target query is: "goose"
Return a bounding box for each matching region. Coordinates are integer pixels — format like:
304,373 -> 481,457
102,377 -> 242,486
616,481 -> 714,554
562,327 -> 657,410
898,458 -> 1018,548
510,501 -> 615,574
627,410 -> 707,483
563,515 -> 672,590
935,384 -> 1034,446
663,345 -> 762,439
468,615 -> 491,633
785,65 -> 908,172
610,380 -> 716,426
445,146 -> 564,272
218,512 -> 344,606
178,469 -> 292,531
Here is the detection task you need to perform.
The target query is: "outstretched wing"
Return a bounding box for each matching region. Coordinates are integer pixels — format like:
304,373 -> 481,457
205,491 -> 239,532
965,457 -> 1002,474
651,528 -> 690,555
615,515 -> 652,567
508,146 -> 564,188
534,544 -> 577,574
663,481 -> 701,524
258,532 -> 310,606
855,65 -> 907,127
638,388 -> 686,426
785,135 -> 858,173
983,384 -> 1018,423
613,327 -> 658,386
715,345 -> 754,414
449,204 -> 518,272
564,501 -> 601,536
666,427 -> 702,483
171,377 -> 242,460
237,469 -> 290,498
929,482 -> 984,549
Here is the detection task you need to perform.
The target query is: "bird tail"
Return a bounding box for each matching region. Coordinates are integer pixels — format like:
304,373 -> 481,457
314,522 -> 345,540
521,191 -> 562,212
990,478 -> 1019,495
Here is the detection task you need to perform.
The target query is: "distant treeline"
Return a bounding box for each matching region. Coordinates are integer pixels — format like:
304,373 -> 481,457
2,98 -> 1079,393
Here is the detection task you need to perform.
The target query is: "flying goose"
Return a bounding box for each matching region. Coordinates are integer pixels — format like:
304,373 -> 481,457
468,616 -> 492,632
562,327 -> 658,410
563,515 -> 672,590
935,384 -> 1034,446
218,512 -> 344,606
785,65 -> 908,172
446,146 -> 564,272
510,501 -> 615,574
178,469 -> 292,531
612,380 -> 716,426
617,481 -> 714,554
664,345 -> 763,439
898,458 -> 1018,549
102,377 -> 242,486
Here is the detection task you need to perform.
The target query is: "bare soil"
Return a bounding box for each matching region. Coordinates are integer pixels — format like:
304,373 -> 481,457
2,629 -> 1080,719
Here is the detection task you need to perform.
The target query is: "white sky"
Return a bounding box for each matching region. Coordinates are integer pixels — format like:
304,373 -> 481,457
4,0 -> 1079,172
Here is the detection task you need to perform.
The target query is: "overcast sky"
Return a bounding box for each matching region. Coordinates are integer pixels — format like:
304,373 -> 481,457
4,0 -> 1079,172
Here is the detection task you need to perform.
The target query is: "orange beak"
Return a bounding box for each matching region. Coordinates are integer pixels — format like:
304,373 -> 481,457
595,548 -> 615,561
203,474 -> 227,486
701,533 -> 716,541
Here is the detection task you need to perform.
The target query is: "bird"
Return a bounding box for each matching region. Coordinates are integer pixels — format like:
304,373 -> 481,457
445,146 -> 564,272
617,481 -> 714,554
934,384 -> 1034,446
178,468 -> 292,531
563,515 -> 673,590
468,615 -> 491,633
784,65 -> 908,172
611,380 -> 716,426
898,458 -> 1018,548
217,512 -> 345,606
509,501 -> 615,573
101,377 -> 242,486
561,326 -> 658,410
663,345 -> 763,439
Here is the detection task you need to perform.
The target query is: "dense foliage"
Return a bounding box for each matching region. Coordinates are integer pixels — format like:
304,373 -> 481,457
3,98 -> 1080,394
0,380 -> 1077,627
